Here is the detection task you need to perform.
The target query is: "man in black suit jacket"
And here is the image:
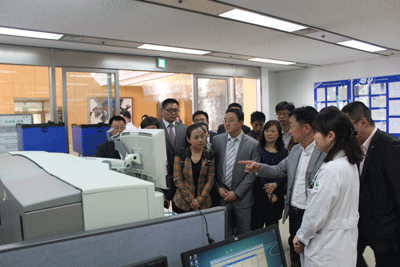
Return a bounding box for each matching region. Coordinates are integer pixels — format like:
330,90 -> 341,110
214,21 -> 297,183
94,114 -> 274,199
160,99 -> 188,208
217,103 -> 251,134
192,110 -> 217,143
343,101 -> 400,267
95,116 -> 126,159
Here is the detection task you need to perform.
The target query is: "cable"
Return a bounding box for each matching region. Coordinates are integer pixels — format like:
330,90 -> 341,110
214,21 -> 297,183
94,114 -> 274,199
197,210 -> 215,245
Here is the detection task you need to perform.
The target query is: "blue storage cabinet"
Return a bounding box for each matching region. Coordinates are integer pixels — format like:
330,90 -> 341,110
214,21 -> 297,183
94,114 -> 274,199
72,124 -> 109,156
16,123 -> 67,153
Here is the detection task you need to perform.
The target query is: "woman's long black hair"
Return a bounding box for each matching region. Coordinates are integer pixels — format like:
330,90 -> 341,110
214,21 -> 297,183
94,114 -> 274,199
312,106 -> 363,164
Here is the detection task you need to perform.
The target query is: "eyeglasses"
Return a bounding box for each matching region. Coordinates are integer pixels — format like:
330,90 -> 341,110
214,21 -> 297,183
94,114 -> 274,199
224,119 -> 237,124
164,108 -> 180,114
276,112 -> 289,118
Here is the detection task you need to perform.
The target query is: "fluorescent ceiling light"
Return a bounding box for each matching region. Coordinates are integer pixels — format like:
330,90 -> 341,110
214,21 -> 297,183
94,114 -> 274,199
137,44 -> 210,55
0,27 -> 63,40
249,58 -> 295,65
219,9 -> 307,32
337,40 -> 386,52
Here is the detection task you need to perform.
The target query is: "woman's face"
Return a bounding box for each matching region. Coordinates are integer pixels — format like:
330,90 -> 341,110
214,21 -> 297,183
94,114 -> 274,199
187,128 -> 207,150
264,125 -> 279,144
314,131 -> 334,153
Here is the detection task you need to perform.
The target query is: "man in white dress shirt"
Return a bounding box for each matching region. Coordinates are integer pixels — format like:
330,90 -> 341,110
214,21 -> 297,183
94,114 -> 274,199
121,110 -> 138,130
240,106 -> 325,267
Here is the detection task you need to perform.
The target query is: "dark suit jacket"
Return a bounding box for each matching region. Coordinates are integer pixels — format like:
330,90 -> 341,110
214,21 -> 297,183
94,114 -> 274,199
95,141 -> 121,159
217,124 -> 251,134
209,131 -> 217,143
172,147 -> 215,211
160,120 -> 188,200
358,129 -> 400,252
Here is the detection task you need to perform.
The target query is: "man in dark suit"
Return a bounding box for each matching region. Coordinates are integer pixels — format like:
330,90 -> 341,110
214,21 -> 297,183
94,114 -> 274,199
217,103 -> 251,134
342,101 -> 400,267
160,98 -> 188,209
95,115 -> 126,159
212,108 -> 260,237
192,110 -> 217,143
240,106 -> 325,267
247,111 -> 266,141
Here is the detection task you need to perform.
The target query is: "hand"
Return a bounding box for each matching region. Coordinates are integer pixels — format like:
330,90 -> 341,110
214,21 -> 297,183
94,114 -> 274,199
238,160 -> 261,173
270,194 -> 278,203
293,235 -> 305,254
263,183 -> 276,195
223,191 -> 237,202
190,199 -> 201,210
218,188 -> 229,199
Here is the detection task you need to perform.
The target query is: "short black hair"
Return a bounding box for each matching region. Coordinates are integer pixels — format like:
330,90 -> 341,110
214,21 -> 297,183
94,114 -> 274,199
250,111 -> 266,123
140,116 -> 160,129
275,101 -> 295,113
196,121 -> 209,132
228,103 -> 243,111
192,110 -> 209,122
341,101 -> 375,126
109,115 -> 125,126
226,108 -> 244,122
162,98 -> 179,109
121,110 -> 131,119
289,106 -> 318,127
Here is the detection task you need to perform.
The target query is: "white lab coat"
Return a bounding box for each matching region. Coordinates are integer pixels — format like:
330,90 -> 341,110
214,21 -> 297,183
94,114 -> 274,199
297,150 -> 359,267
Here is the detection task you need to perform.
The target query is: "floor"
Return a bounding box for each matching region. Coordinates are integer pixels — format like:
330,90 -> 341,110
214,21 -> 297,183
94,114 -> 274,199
278,220 -> 376,266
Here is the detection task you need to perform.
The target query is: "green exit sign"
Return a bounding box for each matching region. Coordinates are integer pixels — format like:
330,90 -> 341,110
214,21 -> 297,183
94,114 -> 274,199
157,58 -> 166,68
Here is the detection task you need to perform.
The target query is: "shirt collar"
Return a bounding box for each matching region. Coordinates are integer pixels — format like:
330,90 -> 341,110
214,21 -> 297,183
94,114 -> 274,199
362,126 -> 377,152
163,119 -> 175,128
302,141 -> 315,155
227,130 -> 244,142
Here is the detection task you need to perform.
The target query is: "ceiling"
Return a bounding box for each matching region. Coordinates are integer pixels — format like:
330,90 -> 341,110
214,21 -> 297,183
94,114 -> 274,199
0,0 -> 399,72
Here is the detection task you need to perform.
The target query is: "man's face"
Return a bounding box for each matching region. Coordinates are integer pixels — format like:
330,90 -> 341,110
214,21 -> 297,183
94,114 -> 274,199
276,109 -> 290,126
161,103 -> 179,123
346,115 -> 367,145
251,120 -> 265,134
224,112 -> 243,136
110,120 -> 126,136
193,114 -> 209,125
289,115 -> 308,144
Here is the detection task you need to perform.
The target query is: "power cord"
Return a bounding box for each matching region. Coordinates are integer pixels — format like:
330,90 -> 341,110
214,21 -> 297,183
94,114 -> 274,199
197,210 -> 215,245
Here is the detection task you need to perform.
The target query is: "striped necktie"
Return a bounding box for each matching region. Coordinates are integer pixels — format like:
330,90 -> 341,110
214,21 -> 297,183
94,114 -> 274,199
225,138 -> 237,189
168,123 -> 175,147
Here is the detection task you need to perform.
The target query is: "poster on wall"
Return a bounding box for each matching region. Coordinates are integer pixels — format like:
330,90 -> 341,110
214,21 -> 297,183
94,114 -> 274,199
353,75 -> 400,137
314,80 -> 351,112
0,114 -> 33,154
88,97 -> 132,124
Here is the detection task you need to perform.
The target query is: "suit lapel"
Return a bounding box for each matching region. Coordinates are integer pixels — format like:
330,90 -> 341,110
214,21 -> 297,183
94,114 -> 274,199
288,146 -> 302,189
360,129 -> 380,182
220,133 -> 228,173
235,134 -> 248,166
306,147 -> 322,186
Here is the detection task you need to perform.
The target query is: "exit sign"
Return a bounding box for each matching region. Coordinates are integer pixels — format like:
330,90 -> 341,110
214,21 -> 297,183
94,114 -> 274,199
157,58 -> 166,68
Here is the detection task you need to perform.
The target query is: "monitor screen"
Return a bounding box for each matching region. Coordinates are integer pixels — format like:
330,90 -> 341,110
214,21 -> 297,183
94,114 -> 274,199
124,255 -> 168,267
181,225 -> 287,267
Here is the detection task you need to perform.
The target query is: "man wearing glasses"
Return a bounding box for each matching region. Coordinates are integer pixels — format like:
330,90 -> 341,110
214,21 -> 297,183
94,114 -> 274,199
276,101 -> 296,151
160,98 -> 188,209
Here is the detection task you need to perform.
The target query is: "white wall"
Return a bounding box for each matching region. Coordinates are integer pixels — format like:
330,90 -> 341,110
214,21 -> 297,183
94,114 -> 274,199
260,67 -> 278,120
273,55 -> 400,108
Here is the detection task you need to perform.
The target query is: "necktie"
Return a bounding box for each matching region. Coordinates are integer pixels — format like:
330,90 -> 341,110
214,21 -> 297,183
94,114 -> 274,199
168,123 -> 175,147
225,138 -> 237,189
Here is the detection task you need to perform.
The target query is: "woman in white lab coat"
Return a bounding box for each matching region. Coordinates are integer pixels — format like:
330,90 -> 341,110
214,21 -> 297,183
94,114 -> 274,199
293,106 -> 363,267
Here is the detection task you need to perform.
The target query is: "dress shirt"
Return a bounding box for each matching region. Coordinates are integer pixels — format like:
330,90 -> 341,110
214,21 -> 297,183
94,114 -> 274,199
291,141 -> 316,210
125,122 -> 137,130
163,119 -> 176,136
225,131 -> 244,163
282,131 -> 291,149
359,126 -> 377,174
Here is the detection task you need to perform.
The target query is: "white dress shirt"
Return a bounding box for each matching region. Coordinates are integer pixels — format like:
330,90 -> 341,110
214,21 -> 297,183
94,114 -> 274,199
163,119 -> 176,136
282,131 -> 291,149
125,122 -> 138,130
225,131 -> 244,163
291,141 -> 316,210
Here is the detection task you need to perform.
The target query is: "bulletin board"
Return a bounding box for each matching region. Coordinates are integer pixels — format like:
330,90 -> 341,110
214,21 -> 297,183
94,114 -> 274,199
0,114 -> 33,154
353,75 -> 400,137
314,80 -> 351,111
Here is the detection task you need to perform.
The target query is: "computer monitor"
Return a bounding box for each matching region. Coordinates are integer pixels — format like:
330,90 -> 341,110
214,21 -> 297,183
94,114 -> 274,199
119,129 -> 168,189
181,225 -> 287,267
124,255 -> 168,267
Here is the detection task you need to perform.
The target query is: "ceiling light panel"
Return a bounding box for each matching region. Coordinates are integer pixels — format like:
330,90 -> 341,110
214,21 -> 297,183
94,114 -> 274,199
337,40 -> 386,52
248,58 -> 296,65
219,9 -> 307,32
137,44 -> 210,55
0,27 -> 63,40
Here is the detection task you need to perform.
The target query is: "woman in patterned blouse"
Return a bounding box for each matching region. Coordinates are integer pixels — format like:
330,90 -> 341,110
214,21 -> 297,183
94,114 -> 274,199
172,124 -> 215,213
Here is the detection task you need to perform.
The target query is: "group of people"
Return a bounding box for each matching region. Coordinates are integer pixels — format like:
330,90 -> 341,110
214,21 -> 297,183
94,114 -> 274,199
96,98 -> 400,267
